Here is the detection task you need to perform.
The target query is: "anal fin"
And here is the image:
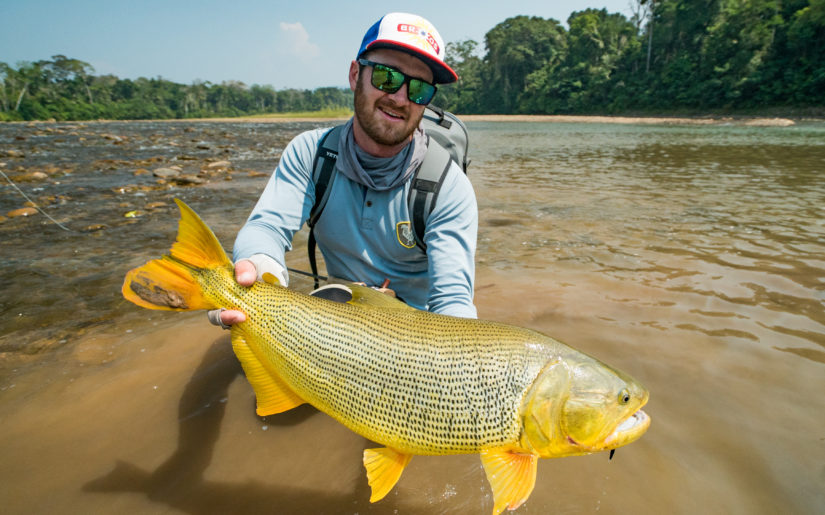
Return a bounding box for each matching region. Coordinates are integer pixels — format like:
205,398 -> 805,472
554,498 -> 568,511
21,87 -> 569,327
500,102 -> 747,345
363,447 -> 413,502
231,331 -> 304,416
480,449 -> 538,515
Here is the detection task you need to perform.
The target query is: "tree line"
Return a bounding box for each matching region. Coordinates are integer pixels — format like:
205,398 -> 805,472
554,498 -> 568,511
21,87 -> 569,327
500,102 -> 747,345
438,0 -> 824,114
0,55 -> 353,121
2,0 -> 823,121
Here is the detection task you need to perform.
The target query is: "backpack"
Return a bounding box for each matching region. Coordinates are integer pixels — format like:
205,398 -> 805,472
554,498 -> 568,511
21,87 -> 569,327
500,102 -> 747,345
306,105 -> 469,288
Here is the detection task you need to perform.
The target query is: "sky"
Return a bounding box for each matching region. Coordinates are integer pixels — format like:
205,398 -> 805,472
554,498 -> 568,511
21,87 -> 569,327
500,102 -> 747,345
1,0 -> 637,90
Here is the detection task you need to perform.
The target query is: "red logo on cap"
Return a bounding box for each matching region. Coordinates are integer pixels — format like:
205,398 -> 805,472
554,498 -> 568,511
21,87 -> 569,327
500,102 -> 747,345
397,23 -> 440,55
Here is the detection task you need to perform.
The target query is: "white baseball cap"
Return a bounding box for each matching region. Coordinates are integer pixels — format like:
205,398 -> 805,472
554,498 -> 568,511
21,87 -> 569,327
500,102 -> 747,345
356,12 -> 458,84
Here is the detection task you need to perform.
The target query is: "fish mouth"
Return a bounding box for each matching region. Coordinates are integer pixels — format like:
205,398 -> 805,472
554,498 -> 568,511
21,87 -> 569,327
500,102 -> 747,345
604,410 -> 650,448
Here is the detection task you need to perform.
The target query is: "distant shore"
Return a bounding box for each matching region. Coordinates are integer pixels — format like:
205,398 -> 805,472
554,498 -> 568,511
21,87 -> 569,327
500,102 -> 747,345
8,114 -> 820,126
181,114 -> 805,126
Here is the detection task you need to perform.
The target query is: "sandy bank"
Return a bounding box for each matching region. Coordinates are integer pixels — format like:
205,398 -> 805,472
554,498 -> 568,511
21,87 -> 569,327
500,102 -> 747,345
458,114 -> 798,126
185,114 -> 799,127
7,114 -> 808,126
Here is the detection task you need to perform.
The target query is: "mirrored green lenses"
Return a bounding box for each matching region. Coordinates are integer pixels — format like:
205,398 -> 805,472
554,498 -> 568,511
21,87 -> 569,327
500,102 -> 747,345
365,61 -> 436,105
407,80 -> 436,105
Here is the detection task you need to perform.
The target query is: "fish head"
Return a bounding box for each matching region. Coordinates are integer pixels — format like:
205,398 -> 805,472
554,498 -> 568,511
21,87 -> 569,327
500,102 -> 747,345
521,355 -> 650,458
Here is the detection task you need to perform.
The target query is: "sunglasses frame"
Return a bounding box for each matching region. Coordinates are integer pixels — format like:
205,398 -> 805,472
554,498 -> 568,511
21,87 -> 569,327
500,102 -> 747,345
357,58 -> 437,105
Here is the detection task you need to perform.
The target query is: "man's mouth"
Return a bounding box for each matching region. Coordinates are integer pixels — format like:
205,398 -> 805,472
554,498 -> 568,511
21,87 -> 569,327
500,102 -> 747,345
378,104 -> 406,120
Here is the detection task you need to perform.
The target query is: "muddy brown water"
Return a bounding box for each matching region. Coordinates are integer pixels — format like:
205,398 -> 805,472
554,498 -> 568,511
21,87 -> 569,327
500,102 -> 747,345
1,120 -> 824,514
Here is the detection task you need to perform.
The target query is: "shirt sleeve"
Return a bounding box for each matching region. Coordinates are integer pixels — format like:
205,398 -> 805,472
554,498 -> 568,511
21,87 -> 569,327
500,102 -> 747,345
423,163 -> 478,318
232,128 -> 328,266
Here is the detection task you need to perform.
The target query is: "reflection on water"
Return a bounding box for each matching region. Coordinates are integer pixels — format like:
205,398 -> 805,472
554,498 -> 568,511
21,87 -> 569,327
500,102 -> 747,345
2,120 -> 824,513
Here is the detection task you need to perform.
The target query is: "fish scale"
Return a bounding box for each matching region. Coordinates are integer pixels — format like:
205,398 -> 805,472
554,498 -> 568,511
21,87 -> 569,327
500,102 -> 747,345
202,267 -> 558,454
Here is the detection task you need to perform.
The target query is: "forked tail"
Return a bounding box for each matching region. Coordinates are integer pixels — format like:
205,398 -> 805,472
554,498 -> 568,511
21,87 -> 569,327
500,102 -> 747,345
122,199 -> 232,311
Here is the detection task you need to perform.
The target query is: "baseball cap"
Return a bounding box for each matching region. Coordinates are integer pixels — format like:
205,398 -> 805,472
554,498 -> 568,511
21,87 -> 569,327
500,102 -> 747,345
357,12 -> 458,84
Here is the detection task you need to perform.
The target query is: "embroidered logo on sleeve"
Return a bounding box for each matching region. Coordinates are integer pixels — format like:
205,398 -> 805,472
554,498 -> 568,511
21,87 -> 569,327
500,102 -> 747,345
396,221 -> 415,248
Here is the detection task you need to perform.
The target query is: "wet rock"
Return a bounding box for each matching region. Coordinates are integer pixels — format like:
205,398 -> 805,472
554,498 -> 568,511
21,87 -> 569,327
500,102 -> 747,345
133,168 -> 150,176
145,201 -> 168,210
17,171 -> 49,182
101,133 -> 126,143
7,207 -> 38,218
248,171 -> 269,178
83,224 -> 108,232
153,167 -> 181,178
0,215 -> 7,223
196,142 -> 211,150
206,160 -> 231,169
172,175 -> 206,186
4,149 -> 24,158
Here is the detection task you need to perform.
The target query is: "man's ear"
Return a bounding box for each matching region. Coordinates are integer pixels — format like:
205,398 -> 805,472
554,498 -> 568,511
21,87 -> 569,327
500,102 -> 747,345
348,60 -> 360,92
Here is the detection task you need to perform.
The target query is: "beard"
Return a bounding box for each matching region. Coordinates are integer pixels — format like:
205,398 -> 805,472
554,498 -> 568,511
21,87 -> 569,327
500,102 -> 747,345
353,77 -> 423,148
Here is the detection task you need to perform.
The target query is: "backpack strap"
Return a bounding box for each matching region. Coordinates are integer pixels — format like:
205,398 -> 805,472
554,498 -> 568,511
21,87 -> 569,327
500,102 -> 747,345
307,125 -> 344,288
407,139 -> 453,252
308,127 -> 455,285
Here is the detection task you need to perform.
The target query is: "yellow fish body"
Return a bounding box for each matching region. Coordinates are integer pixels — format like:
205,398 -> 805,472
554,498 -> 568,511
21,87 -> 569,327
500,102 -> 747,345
123,200 -> 650,514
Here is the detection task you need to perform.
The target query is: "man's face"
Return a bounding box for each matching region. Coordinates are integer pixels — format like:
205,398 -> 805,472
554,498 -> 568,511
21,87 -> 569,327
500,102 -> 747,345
349,48 -> 434,156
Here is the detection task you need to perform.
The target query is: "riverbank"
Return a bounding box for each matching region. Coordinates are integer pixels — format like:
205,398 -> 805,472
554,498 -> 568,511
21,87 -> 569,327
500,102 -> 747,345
5,113 -> 817,126
171,113 -> 804,126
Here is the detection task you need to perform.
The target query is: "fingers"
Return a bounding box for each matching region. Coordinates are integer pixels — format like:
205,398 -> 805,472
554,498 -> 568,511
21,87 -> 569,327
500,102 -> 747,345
234,259 -> 257,287
207,308 -> 246,329
221,309 -> 246,325
376,287 -> 396,298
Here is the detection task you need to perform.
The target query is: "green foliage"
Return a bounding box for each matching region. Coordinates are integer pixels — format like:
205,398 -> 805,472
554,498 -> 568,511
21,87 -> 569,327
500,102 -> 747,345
0,55 -> 353,121
482,16 -> 567,113
2,2 -> 823,121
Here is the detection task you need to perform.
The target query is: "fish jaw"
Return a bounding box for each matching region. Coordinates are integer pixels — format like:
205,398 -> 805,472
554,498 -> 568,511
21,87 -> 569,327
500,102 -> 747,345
603,409 -> 651,450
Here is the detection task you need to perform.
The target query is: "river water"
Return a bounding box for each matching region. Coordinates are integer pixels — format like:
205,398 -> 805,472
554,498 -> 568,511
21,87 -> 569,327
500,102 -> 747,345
1,119 -> 824,514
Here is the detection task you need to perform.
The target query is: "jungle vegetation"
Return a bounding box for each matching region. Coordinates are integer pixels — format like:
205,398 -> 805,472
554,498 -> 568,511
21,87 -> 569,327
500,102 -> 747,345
2,0 -> 823,121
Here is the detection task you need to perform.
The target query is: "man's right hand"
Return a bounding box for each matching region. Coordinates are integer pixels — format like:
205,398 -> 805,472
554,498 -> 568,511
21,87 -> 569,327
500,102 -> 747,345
233,258 -> 257,287
207,255 -> 289,329
207,259 -> 255,327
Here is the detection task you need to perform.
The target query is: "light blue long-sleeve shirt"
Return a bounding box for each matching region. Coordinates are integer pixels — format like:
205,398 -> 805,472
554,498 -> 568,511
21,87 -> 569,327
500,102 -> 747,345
233,126 -> 478,318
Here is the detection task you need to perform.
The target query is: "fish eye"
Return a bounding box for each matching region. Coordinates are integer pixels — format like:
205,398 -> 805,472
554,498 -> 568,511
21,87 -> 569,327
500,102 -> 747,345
619,389 -> 630,404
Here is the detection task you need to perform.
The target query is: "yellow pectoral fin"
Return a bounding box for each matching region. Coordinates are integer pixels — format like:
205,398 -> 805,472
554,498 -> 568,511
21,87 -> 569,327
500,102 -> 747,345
363,447 -> 413,502
480,449 -> 538,515
231,332 -> 304,416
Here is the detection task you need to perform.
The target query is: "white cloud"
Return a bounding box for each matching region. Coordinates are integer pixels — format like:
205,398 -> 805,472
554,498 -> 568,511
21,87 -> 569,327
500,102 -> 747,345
278,22 -> 320,59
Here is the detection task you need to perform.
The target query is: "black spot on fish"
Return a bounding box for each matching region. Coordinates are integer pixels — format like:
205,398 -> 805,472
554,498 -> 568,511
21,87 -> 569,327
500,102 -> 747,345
130,279 -> 188,308
609,449 -> 616,460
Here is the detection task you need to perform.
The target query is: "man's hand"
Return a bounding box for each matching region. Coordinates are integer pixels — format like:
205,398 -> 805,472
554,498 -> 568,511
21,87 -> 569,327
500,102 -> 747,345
207,256 -> 290,329
233,258 -> 257,287
207,260 -> 254,327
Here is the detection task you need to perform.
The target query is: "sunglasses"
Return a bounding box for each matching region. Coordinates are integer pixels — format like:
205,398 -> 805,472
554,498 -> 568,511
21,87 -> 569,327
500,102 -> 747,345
358,58 -> 437,105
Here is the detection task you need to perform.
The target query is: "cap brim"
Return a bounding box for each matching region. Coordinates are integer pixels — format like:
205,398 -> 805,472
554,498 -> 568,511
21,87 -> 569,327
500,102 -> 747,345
364,40 -> 458,84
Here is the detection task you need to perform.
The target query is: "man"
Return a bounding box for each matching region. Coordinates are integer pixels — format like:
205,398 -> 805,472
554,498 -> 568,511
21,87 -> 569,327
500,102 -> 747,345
211,12 -> 477,328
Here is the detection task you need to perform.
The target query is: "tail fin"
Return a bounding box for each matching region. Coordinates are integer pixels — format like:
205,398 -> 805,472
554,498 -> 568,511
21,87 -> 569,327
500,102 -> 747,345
122,199 -> 232,311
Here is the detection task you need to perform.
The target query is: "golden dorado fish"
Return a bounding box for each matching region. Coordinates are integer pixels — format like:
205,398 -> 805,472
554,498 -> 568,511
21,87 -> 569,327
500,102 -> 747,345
122,200 -> 650,514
